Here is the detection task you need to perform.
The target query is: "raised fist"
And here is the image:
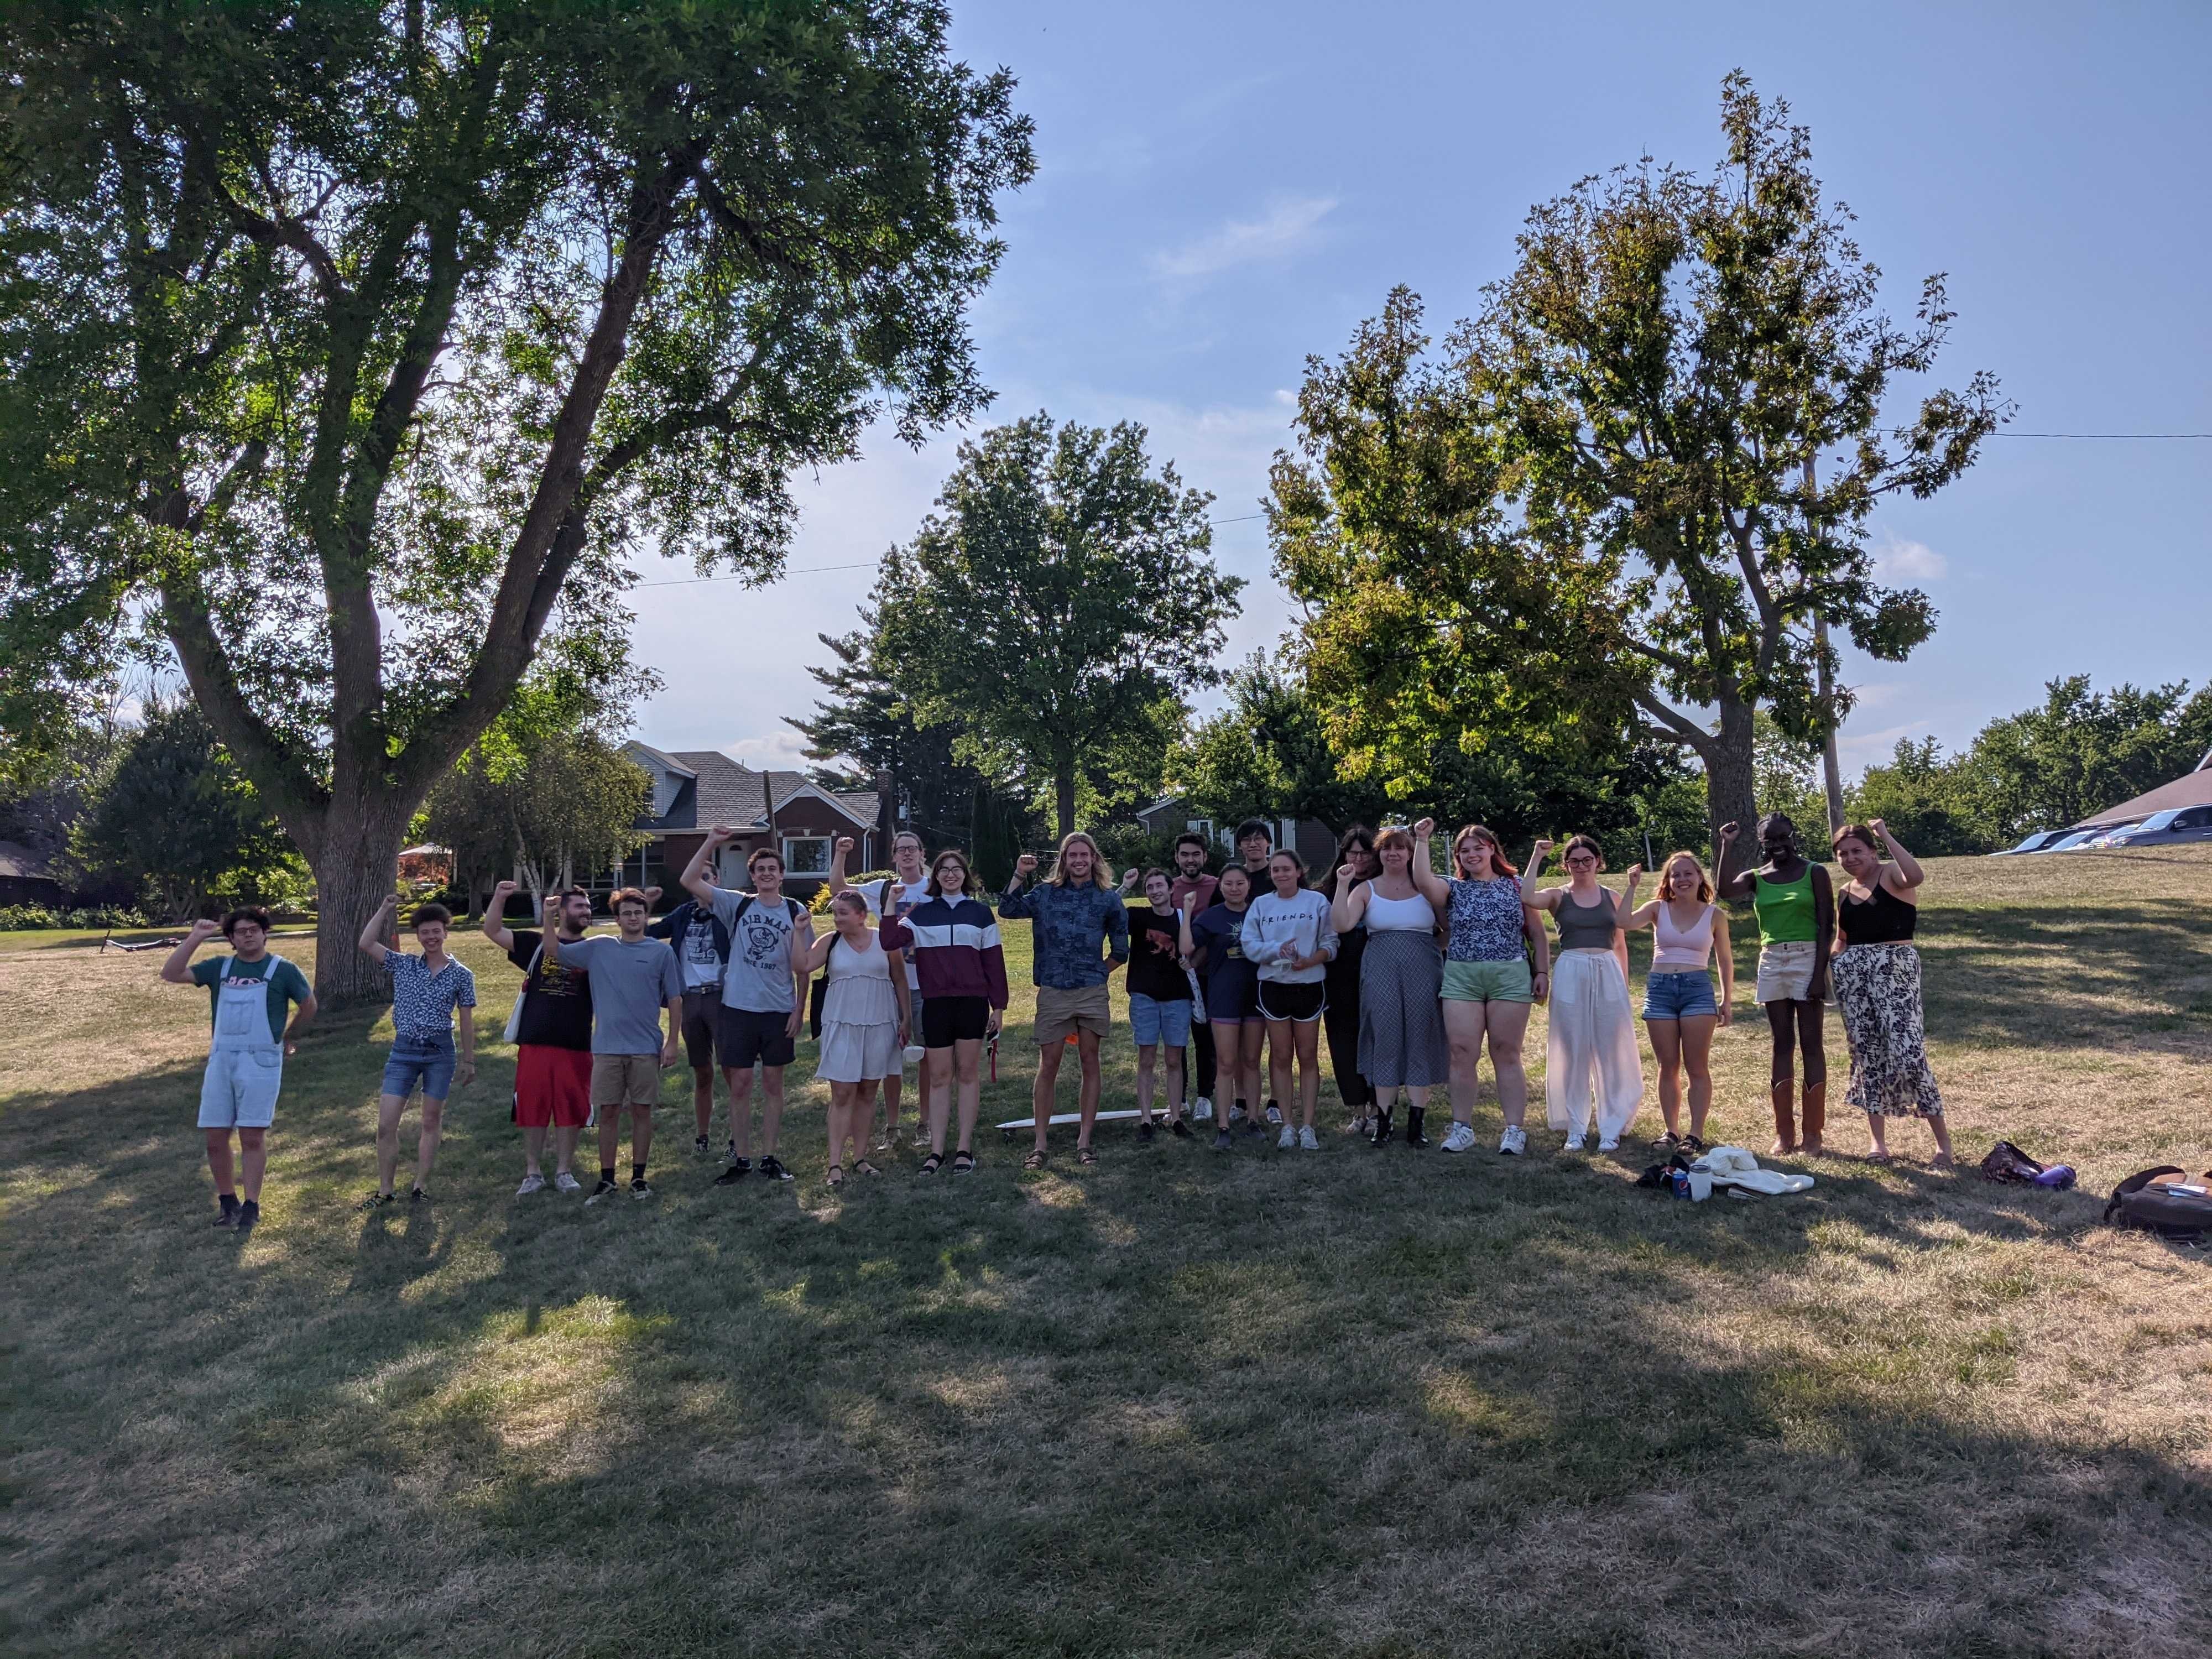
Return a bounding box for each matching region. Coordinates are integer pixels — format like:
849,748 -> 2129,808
492,879 -> 519,897
836,836 -> 855,855
1180,890 -> 1198,915
642,885 -> 662,903
187,917 -> 223,941
1867,818 -> 1888,840
1337,863 -> 1360,890
1412,817 -> 1435,839
885,882 -> 905,909
1532,838 -> 1554,859
1624,863 -> 1643,885
1014,853 -> 1038,878
1718,822 -> 1741,843
706,823 -> 737,847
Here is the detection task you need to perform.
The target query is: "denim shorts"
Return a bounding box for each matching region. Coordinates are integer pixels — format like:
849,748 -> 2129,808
1641,970 -> 1718,1021
382,1037 -> 457,1100
1128,992 -> 1193,1048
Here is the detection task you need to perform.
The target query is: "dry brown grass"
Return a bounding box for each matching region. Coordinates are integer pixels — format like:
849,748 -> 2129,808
2,848 -> 2208,1657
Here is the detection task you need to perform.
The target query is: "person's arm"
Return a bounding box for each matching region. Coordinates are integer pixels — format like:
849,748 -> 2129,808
1872,819 -> 1924,894
1809,864 -> 1835,1001
1177,892 -> 1203,961
1118,867 -> 1141,897
1713,822 -> 1755,902
998,853 -> 1040,916
1521,839 -> 1554,907
827,836 -> 857,898
1329,872 -> 1369,936
799,928 -> 835,975
1407,818 -> 1448,905
481,880 -> 519,953
358,894 -> 399,964
1103,893 -> 1129,974
1308,896 -> 1339,968
885,947 -> 910,1046
283,990 -> 319,1056
538,896 -> 569,967
644,897 -> 680,941
1619,898 -> 1661,932
682,827 -> 733,905
455,1000 -> 476,1086
786,912 -> 815,1039
1712,907 -> 1734,1027
1524,904 -> 1552,1003
161,919 -> 222,983
1613,867 -> 1640,981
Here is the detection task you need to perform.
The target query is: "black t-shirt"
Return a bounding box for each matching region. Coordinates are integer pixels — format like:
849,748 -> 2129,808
508,928 -> 594,1051
1126,906 -> 1192,1002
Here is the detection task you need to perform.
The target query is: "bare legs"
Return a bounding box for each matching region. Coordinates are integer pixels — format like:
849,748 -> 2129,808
1764,999 -> 1826,1155
521,1123 -> 580,1178
1444,998 -> 1531,1130
1264,1019 -> 1322,1129
375,1090 -> 447,1196
1031,1031 -> 1103,1155
690,1065 -> 715,1143
924,1039 -> 984,1157
1221,1020 -> 1264,1121
1866,1111 -> 1955,1167
826,1078 -> 867,1180
598,1100 -> 653,1176
1135,1044 -> 1188,1126
205,1126 -> 267,1202
1648,1015 -> 1717,1140
722,1065 -> 789,1160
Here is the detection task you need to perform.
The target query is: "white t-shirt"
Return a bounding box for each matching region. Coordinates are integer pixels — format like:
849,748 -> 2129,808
854,872 -> 928,929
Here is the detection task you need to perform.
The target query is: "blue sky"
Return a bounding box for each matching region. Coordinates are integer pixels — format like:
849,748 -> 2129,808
627,0 -> 2211,779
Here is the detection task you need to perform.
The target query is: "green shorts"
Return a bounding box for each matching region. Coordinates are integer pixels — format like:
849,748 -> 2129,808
1441,957 -> 1532,1004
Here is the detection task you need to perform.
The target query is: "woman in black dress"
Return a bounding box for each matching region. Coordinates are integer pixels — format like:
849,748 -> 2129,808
1319,826 -> 1378,1135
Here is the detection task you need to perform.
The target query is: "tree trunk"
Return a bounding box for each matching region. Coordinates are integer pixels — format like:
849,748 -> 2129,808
303,804 -> 412,1008
1053,754 -> 1076,843
1708,693 -> 1760,887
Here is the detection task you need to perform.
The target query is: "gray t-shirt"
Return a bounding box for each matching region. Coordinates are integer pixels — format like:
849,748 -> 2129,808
560,934 -> 683,1056
706,886 -> 810,1013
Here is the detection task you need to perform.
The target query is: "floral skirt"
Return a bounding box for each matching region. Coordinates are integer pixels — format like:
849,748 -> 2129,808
1830,943 -> 1943,1118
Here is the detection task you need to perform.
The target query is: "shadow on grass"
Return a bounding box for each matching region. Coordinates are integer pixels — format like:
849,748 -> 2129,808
3,1020 -> 2210,1659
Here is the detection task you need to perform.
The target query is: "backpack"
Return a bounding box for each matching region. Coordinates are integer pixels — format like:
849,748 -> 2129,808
2103,1167 -> 2212,1241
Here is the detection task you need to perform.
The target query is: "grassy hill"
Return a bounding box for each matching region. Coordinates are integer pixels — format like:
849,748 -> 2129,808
3,849 -> 2208,1656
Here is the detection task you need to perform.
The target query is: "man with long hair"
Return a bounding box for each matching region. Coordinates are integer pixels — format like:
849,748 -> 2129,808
1000,831 -> 1128,1168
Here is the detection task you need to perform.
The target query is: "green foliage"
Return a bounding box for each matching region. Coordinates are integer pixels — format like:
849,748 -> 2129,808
67,702 -> 298,922
1269,76 -> 2005,877
0,903 -> 148,931
1950,676 -> 2212,839
0,0 -> 1032,995
1754,710 -> 1834,839
1172,651 -> 1393,834
1850,736 -> 1990,855
880,413 -> 1242,838
422,721 -> 650,911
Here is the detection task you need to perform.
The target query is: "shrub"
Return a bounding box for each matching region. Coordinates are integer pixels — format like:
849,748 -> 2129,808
0,903 -> 150,931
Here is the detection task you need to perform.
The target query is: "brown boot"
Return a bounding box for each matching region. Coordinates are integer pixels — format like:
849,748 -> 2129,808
1769,1081 -> 1797,1156
1801,1081 -> 1827,1155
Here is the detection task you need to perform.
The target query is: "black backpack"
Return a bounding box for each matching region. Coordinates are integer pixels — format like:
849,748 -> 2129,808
2103,1167 -> 2212,1241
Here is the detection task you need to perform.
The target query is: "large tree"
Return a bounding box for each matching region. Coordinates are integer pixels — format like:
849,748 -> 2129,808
1271,75 -> 2005,883
879,414 -> 1242,839
0,2 -> 1033,1000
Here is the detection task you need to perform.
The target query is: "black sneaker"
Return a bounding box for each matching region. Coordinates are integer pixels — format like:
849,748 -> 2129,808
1138,1119 -> 1156,1143
1243,1117 -> 1266,1137
585,1176 -> 620,1205
213,1194 -> 242,1228
629,1177 -> 653,1200
693,1135 -> 711,1159
235,1199 -> 260,1237
357,1190 -> 395,1212
409,1186 -> 429,1203
1213,1129 -> 1234,1152
1169,1118 -> 1192,1139
714,1157 -> 752,1186
758,1155 -> 794,1182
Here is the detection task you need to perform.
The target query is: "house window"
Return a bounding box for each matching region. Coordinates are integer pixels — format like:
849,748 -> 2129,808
1185,818 -> 1214,845
782,836 -> 832,878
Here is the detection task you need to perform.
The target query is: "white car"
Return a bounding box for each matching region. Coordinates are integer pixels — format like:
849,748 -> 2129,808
2044,826 -> 2132,852
1991,830 -> 2073,857
2099,805 -> 2212,848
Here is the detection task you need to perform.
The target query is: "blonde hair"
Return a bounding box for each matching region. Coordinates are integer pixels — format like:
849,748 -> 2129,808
1046,831 -> 1113,890
1658,851 -> 1713,904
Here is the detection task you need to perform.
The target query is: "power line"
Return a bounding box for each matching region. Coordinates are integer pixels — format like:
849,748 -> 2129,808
631,510 -> 1270,589
1992,431 -> 2210,439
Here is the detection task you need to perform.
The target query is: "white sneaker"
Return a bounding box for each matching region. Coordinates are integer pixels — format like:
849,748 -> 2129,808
1277,1125 -> 1296,1149
1441,1121 -> 1478,1154
1598,1138 -> 1621,1152
1498,1126 -> 1526,1156
1193,1097 -> 1213,1122
516,1172 -> 546,1196
1563,1133 -> 1587,1152
1298,1125 -> 1319,1151
554,1171 -> 581,1193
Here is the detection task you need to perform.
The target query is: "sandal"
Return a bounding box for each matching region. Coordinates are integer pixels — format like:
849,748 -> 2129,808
1022,1149 -> 1047,1170
827,1164 -> 844,1188
1077,1144 -> 1098,1166
853,1160 -> 882,1177
952,1149 -> 976,1174
919,1152 -> 944,1176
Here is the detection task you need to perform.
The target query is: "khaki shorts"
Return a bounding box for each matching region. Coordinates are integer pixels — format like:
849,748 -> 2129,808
1756,941 -> 1819,1003
589,1053 -> 664,1108
1034,983 -> 1112,1045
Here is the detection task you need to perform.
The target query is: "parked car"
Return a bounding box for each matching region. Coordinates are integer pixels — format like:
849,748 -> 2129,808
2098,805 -> 2212,848
1991,830 -> 2074,857
2041,827 -> 2129,853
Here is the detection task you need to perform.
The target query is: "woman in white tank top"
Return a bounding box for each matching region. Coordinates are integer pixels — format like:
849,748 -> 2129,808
1618,851 -> 1735,1150
800,891 -> 910,1186
1328,827 -> 1448,1146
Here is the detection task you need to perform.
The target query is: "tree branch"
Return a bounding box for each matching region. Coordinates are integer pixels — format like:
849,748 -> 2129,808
1631,688 -> 1715,758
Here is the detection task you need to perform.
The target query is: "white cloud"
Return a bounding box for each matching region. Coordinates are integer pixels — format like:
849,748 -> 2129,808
1151,196 -> 1337,280
1872,533 -> 1947,585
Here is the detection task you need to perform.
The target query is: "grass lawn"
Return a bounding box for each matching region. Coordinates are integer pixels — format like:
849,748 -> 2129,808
3,850 -> 2209,1657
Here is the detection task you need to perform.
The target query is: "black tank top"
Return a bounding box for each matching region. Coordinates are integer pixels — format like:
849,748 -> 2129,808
1839,880 -> 1917,945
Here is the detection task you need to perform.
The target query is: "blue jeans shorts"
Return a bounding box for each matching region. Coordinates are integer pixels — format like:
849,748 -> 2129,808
1128,993 -> 1193,1048
1642,971 -> 1718,1021
382,1037 -> 458,1100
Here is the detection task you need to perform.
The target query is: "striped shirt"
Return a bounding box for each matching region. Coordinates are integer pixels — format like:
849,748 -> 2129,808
881,895 -> 1010,1007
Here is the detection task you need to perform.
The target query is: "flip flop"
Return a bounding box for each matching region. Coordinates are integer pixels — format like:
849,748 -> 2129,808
1077,1145 -> 1098,1166
1023,1149 -> 1047,1170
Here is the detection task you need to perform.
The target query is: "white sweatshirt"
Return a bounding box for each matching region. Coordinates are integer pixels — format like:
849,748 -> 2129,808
1240,888 -> 1339,985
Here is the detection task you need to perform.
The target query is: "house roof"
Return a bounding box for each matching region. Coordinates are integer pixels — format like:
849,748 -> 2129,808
629,746 -> 880,833
2072,764 -> 2212,827
0,839 -> 55,880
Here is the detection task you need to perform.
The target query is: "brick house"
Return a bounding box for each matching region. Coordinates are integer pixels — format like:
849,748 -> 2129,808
611,743 -> 888,902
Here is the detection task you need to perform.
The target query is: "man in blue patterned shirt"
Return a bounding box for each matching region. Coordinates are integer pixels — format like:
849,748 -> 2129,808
1000,832 -> 1128,1168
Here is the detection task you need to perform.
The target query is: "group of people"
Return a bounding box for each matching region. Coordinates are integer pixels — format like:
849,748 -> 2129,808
162,809 -> 1953,1227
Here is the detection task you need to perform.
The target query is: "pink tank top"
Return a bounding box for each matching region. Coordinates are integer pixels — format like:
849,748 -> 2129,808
1651,902 -> 1715,971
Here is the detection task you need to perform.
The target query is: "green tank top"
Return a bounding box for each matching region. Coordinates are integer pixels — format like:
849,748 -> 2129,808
1751,864 -> 1817,945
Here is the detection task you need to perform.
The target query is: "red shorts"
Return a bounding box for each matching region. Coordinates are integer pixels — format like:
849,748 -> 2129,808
514,1044 -> 592,1128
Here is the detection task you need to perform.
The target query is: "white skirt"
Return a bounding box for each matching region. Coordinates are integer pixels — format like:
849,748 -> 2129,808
1545,948 -> 1645,1139
817,1017 -> 902,1084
